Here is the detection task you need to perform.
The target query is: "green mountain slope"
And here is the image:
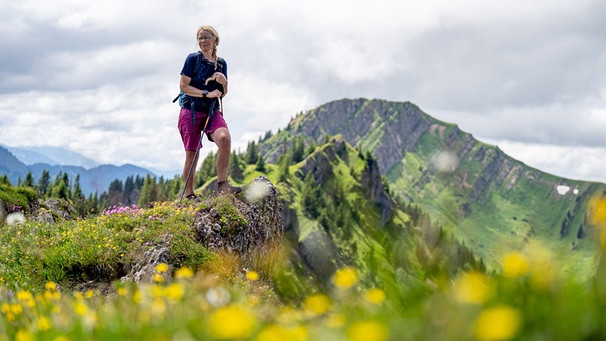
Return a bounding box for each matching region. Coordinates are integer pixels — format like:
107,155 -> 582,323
267,135 -> 485,297
261,98 -> 605,278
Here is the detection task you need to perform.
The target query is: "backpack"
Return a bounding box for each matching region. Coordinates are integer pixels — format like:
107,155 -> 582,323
172,52 -> 225,123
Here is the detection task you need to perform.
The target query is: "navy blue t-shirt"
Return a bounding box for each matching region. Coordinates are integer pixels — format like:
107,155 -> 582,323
180,52 -> 228,92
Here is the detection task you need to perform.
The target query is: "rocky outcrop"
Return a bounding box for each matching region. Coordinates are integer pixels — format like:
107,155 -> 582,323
122,177 -> 284,283
193,176 -> 284,268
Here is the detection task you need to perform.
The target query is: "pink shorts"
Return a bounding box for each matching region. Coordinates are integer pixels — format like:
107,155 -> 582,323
178,108 -> 229,151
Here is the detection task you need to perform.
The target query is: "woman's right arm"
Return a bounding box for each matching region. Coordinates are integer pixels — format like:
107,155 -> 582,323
180,75 -> 222,98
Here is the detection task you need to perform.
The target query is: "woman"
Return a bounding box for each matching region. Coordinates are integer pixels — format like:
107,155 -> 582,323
177,25 -> 241,198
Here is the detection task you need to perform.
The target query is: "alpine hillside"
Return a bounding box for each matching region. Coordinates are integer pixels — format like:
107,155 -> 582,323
260,98 -> 606,276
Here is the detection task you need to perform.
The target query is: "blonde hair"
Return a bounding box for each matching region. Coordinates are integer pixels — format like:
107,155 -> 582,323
196,25 -> 220,68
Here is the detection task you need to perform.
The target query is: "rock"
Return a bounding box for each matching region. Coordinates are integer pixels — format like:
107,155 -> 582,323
193,176 -> 284,270
122,235 -> 173,283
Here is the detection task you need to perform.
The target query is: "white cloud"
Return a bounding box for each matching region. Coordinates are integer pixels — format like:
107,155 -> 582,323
1,0 -> 605,184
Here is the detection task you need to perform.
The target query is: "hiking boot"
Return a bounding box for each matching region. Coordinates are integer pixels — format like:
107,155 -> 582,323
217,181 -> 242,195
185,193 -> 200,202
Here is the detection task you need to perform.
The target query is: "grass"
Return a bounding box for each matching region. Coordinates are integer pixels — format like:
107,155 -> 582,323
0,202 -> 210,291
0,194 -> 606,340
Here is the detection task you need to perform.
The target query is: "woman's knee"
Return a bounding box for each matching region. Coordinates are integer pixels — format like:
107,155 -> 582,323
213,129 -> 231,147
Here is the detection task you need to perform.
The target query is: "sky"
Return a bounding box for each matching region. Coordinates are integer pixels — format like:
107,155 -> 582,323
1,0 -> 605,183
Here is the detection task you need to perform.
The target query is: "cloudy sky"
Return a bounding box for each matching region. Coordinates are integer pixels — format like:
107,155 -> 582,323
1,0 -> 605,183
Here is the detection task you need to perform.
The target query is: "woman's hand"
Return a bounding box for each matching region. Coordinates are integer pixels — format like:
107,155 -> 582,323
208,89 -> 223,98
213,72 -> 227,86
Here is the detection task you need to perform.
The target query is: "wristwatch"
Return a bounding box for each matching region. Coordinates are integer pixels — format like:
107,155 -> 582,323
201,90 -> 208,98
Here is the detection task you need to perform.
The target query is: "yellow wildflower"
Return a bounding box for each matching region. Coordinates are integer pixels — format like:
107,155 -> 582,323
589,195 -> 606,226
165,283 -> 185,301
45,282 -> 57,291
452,271 -> 493,304
303,293 -> 332,316
74,301 -> 88,316
10,304 -> 23,315
364,288 -> 386,304
208,304 -> 257,340
346,321 -> 389,341
246,270 -> 260,281
255,325 -> 289,341
16,290 -> 33,302
288,325 -> 308,340
37,317 -> 52,331
474,305 -> 522,341
153,273 -> 164,283
502,252 -> 529,278
155,263 -> 169,273
15,330 -> 31,341
45,290 -> 61,301
589,195 -> 606,248
118,287 -> 128,296
150,284 -> 164,298
525,242 -> 558,290
175,266 -> 194,279
255,324 -> 307,341
332,267 -> 358,289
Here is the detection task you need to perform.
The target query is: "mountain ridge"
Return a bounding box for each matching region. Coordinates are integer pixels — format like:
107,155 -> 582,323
260,97 -> 605,275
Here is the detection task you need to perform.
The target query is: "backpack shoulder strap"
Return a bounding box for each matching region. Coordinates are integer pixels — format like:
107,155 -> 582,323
193,51 -> 204,76
216,57 -> 225,73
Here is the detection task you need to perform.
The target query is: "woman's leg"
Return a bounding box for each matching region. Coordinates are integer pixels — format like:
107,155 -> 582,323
182,149 -> 199,197
210,127 -> 231,182
210,127 -> 241,194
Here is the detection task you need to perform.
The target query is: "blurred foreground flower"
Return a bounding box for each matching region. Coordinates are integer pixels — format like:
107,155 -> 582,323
524,242 -> 557,290
474,305 -> 521,341
332,267 -> 358,289
346,320 -> 389,341
155,263 -> 169,273
589,195 -> 606,248
208,304 -> 257,340
502,252 -> 529,278
255,324 -> 308,341
175,266 -> 194,279
589,195 -> 606,226
452,271 -> 493,304
303,293 -> 331,316
364,288 -> 386,304
246,270 -> 260,281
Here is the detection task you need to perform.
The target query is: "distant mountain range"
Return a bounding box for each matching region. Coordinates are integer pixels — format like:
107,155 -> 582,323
3,146 -> 100,169
0,145 -> 155,195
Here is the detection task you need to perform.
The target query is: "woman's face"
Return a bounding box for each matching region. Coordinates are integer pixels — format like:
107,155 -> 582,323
197,30 -> 216,51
